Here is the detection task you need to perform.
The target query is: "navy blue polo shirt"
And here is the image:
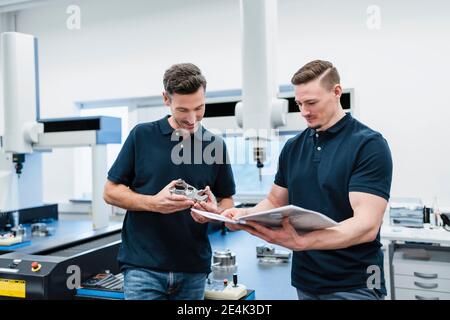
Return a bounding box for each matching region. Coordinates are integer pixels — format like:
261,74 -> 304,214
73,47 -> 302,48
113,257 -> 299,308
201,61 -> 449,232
108,115 -> 235,273
274,113 -> 392,295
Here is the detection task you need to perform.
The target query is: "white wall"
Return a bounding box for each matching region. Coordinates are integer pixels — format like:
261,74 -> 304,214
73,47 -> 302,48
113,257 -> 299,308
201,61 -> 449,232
15,0 -> 242,203
278,0 -> 450,206
12,0 -> 450,206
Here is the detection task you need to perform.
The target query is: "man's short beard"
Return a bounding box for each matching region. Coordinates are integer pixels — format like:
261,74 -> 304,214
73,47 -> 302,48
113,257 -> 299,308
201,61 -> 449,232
175,117 -> 190,128
174,117 -> 183,128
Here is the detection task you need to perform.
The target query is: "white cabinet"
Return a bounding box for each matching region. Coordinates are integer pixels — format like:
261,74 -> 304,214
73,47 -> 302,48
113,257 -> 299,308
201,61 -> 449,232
395,288 -> 450,300
393,248 -> 450,300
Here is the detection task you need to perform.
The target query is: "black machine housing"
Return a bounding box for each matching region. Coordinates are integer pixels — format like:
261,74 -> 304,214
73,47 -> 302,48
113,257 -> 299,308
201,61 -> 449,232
0,232 -> 120,299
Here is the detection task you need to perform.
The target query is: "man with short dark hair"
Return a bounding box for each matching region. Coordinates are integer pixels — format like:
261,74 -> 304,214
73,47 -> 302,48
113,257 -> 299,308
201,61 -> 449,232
104,63 -> 235,300
223,60 -> 393,300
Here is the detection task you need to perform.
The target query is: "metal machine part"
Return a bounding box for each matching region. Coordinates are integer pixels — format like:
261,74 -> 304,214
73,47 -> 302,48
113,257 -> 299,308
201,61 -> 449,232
169,179 -> 208,202
253,140 -> 266,182
11,224 -> 25,237
12,154 -> 25,177
256,244 -> 291,262
31,223 -> 54,237
82,272 -> 124,292
211,249 -> 238,280
213,249 -> 236,266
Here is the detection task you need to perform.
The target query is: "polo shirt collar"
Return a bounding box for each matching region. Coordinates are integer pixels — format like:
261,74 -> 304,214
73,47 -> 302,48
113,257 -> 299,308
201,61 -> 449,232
158,115 -> 174,135
327,113 -> 352,134
158,115 -> 206,141
308,113 -> 352,137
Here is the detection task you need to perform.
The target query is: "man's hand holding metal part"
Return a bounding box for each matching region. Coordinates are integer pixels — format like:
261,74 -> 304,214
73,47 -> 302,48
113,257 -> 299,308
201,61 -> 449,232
190,186 -> 220,224
166,178 -> 220,224
152,180 -> 196,214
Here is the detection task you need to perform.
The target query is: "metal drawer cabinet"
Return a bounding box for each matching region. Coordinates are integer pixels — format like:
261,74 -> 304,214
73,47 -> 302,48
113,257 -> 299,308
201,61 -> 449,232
394,274 -> 450,292
393,248 -> 450,280
395,288 -> 450,300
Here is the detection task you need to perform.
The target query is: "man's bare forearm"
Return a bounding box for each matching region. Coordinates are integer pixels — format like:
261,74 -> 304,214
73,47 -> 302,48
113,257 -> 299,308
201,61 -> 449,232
241,185 -> 287,215
217,197 -> 234,213
104,183 -> 154,212
297,192 -> 386,251
297,217 -> 381,251
243,198 -> 277,215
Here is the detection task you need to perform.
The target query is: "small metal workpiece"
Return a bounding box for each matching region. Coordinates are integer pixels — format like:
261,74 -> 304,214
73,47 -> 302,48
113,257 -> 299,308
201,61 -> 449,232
211,249 -> 238,281
169,179 -> 208,202
31,223 -> 54,237
256,244 -> 291,262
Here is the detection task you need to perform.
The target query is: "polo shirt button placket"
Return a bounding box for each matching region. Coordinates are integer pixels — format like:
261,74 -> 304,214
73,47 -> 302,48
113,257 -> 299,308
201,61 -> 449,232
313,131 -> 323,162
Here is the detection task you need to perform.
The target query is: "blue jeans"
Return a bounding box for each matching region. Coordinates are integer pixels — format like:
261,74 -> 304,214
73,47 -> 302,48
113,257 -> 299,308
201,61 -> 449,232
123,267 -> 208,300
296,287 -> 385,300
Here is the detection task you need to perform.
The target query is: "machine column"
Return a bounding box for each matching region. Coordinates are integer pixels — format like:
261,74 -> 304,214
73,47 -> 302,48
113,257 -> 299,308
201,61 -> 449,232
91,144 -> 109,229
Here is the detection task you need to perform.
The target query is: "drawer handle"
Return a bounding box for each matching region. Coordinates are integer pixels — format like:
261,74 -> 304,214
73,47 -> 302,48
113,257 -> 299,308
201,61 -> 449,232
414,281 -> 438,289
413,272 -> 438,279
415,295 -> 439,300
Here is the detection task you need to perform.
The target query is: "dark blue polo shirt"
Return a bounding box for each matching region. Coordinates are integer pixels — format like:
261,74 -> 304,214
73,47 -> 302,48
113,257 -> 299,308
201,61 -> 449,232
274,113 -> 392,295
108,115 -> 235,273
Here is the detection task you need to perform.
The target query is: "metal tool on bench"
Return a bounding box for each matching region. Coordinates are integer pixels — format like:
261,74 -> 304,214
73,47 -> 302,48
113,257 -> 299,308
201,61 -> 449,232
256,243 -> 291,263
31,222 -> 54,237
211,249 -> 238,280
82,272 -> 124,291
169,179 -> 208,202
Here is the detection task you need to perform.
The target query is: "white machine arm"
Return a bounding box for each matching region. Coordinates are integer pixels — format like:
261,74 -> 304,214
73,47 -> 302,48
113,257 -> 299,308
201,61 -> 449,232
1,32 -> 42,154
235,0 -> 287,177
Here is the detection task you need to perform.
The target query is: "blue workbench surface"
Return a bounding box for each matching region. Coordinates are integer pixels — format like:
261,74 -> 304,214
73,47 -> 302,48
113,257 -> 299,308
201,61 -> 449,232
0,219 -> 122,254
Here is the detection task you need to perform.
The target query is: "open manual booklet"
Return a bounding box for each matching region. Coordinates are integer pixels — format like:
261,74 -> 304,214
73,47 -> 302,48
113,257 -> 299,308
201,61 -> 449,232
191,205 -> 339,232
